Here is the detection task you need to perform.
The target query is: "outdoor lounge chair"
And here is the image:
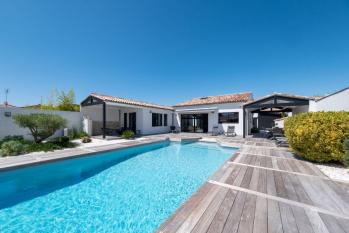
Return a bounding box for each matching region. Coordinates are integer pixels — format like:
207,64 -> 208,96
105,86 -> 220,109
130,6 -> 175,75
225,126 -> 237,137
212,126 -> 219,136
271,127 -> 284,139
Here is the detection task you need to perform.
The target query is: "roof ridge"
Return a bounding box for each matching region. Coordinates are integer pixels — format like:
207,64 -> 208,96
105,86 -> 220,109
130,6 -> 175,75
90,93 -> 174,110
192,91 -> 253,99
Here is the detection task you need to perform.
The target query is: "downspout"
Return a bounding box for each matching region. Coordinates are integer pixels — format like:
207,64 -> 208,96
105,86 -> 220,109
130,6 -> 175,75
243,106 -> 246,138
103,102 -> 106,139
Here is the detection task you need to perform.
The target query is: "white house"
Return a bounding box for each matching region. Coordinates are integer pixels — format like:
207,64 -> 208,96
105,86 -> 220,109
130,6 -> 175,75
309,86 -> 349,112
173,93 -> 253,136
80,92 -> 252,137
80,93 -> 174,137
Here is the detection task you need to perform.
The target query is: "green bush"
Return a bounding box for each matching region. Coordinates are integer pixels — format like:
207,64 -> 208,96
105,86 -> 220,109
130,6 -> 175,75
53,136 -> 70,147
25,142 -> 62,153
122,130 -> 135,139
284,112 -> 349,163
79,131 -> 89,138
13,113 -> 67,143
344,139 -> 349,167
0,135 -> 24,147
0,141 -> 26,156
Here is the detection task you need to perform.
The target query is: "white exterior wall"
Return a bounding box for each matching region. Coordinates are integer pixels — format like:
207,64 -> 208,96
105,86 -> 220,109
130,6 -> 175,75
140,107 -> 173,135
311,88 -> 349,112
81,104 -> 173,135
0,107 -> 82,140
174,102 -> 244,136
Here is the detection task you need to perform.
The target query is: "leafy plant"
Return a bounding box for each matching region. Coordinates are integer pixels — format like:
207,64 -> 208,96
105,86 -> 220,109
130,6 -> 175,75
344,139 -> 349,167
284,112 -> 349,163
0,135 -> 24,147
25,142 -> 62,153
57,89 -> 79,112
53,136 -> 70,147
0,141 -> 25,156
79,131 -> 89,138
13,113 -> 67,143
81,136 -> 92,143
122,130 -> 135,139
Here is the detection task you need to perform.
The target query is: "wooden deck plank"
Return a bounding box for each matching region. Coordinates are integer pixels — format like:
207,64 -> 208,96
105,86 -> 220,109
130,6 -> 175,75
267,199 -> 284,233
191,187 -> 229,233
319,213 -> 346,233
253,196 -> 267,233
291,206 -> 314,233
175,185 -> 222,233
222,192 -> 247,233
207,189 -> 238,233
157,182 -> 214,233
305,210 -> 330,233
279,202 -> 299,233
238,194 -> 257,233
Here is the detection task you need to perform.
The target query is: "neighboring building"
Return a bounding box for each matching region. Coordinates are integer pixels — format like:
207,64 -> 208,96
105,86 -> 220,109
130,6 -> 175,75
80,93 -> 174,137
309,86 -> 349,112
173,93 -> 253,136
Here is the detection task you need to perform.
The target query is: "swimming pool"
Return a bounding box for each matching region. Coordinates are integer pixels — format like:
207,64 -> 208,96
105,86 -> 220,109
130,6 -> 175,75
0,141 -> 236,233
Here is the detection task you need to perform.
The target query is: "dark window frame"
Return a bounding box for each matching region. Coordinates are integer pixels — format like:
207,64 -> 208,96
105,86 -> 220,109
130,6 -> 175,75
164,114 -> 168,126
218,112 -> 239,124
152,113 -> 163,127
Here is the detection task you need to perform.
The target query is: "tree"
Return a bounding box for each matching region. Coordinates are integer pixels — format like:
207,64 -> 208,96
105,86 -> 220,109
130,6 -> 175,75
57,89 -> 79,111
13,114 -> 67,143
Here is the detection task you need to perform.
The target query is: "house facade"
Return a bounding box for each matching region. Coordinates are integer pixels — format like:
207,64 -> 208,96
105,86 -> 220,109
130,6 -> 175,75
80,93 -> 174,137
80,92 -> 252,137
173,93 -> 253,136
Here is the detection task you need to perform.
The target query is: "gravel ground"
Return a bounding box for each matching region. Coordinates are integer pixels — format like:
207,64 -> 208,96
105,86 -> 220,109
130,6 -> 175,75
316,163 -> 349,183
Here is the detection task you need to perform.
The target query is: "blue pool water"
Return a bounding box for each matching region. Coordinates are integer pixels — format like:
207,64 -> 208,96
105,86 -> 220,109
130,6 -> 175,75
0,141 -> 236,233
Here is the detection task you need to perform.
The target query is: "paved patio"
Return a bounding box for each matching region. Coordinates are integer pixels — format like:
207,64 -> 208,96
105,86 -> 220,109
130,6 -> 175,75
158,136 -> 349,233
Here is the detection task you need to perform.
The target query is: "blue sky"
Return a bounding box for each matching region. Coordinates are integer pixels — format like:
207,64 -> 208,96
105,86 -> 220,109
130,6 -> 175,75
0,0 -> 348,106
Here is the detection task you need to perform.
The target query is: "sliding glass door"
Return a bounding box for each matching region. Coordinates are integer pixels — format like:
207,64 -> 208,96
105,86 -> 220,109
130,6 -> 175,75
180,114 -> 208,133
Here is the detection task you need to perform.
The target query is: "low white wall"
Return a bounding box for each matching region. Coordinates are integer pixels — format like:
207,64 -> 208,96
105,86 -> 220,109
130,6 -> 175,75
0,107 -> 82,140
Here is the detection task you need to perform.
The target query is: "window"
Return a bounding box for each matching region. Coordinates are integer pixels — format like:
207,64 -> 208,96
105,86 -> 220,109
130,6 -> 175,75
152,113 -> 163,127
218,112 -> 239,123
164,114 -> 168,126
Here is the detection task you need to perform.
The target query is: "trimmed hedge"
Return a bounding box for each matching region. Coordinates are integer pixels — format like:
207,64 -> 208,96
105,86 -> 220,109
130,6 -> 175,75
344,139 -> 349,167
284,112 -> 349,163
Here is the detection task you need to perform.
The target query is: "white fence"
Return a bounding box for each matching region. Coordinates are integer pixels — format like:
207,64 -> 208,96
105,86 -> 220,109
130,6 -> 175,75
0,107 -> 82,140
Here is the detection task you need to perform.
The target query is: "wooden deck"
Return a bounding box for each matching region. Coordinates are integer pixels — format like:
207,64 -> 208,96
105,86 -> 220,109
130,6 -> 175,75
158,138 -> 349,233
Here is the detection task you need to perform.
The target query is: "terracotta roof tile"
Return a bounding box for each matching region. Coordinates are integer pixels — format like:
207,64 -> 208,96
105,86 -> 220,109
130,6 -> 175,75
174,92 -> 253,107
90,93 -> 174,110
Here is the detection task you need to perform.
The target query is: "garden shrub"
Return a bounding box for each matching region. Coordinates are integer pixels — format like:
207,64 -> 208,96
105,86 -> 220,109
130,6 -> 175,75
122,130 -> 135,139
0,141 -> 26,156
0,135 -> 24,147
13,113 -> 67,143
25,142 -> 62,153
344,139 -> 349,167
284,112 -> 349,163
53,136 -> 70,147
79,131 -> 89,138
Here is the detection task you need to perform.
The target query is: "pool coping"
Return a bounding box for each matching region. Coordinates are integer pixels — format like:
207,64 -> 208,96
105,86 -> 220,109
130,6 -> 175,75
0,138 -> 170,172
